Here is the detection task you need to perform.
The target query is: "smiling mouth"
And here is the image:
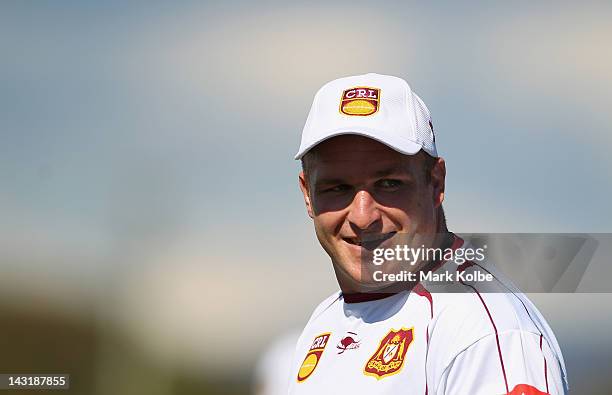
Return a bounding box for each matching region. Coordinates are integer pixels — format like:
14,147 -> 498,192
343,232 -> 397,249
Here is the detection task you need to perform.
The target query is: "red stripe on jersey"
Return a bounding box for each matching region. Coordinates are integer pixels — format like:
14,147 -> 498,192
460,280 -> 510,393
473,262 -> 551,394
413,283 -> 433,319
415,234 -> 464,318
540,334 -> 549,393
413,283 -> 433,395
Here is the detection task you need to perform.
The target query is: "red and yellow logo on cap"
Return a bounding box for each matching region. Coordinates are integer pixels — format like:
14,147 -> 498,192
364,327 -> 413,380
340,86 -> 380,116
297,332 -> 331,383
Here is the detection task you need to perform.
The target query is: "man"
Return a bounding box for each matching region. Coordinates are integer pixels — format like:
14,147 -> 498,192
288,73 -> 568,394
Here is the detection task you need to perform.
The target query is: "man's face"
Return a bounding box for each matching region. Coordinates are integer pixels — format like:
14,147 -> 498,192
299,135 -> 445,292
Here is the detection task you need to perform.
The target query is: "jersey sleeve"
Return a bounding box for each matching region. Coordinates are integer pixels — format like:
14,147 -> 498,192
437,330 -> 565,395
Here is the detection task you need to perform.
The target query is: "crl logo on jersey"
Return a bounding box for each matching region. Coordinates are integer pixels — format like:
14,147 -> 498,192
297,332 -> 331,383
340,86 -> 380,116
364,327 -> 414,380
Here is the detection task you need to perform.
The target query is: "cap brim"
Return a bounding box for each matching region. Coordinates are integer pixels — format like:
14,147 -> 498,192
294,128 -> 423,160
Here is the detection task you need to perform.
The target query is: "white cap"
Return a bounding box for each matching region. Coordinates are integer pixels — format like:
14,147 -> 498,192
295,73 -> 437,160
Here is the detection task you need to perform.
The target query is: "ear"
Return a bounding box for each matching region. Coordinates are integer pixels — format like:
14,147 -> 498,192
299,171 -> 315,218
430,157 -> 446,208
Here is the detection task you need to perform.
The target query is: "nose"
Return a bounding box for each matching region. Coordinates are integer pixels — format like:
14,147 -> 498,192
347,190 -> 382,230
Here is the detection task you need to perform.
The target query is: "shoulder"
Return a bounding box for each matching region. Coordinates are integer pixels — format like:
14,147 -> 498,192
308,290 -> 342,322
427,287 -> 568,394
430,266 -> 543,341
426,256 -> 543,337
296,291 -> 341,337
292,291 -> 341,358
432,289 -> 542,343
424,257 -> 546,349
425,262 -> 554,370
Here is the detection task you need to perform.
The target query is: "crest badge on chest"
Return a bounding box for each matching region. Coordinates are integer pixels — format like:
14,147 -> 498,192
364,327 -> 414,380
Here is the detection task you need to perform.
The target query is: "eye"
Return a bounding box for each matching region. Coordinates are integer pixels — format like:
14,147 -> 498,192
376,179 -> 403,189
322,184 -> 352,193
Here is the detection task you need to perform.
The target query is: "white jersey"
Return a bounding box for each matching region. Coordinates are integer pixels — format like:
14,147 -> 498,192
288,238 -> 568,395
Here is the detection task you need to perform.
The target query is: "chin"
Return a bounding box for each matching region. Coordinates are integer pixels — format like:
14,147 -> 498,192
333,258 -> 363,282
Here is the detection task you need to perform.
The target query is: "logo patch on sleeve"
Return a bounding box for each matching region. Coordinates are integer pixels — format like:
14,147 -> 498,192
364,327 -> 413,380
340,87 -> 380,116
297,332 -> 331,383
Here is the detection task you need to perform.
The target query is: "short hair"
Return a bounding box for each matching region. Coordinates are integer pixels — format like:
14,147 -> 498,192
420,150 -> 438,184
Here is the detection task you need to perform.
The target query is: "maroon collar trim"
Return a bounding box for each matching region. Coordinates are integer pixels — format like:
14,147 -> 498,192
342,291 -> 401,304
